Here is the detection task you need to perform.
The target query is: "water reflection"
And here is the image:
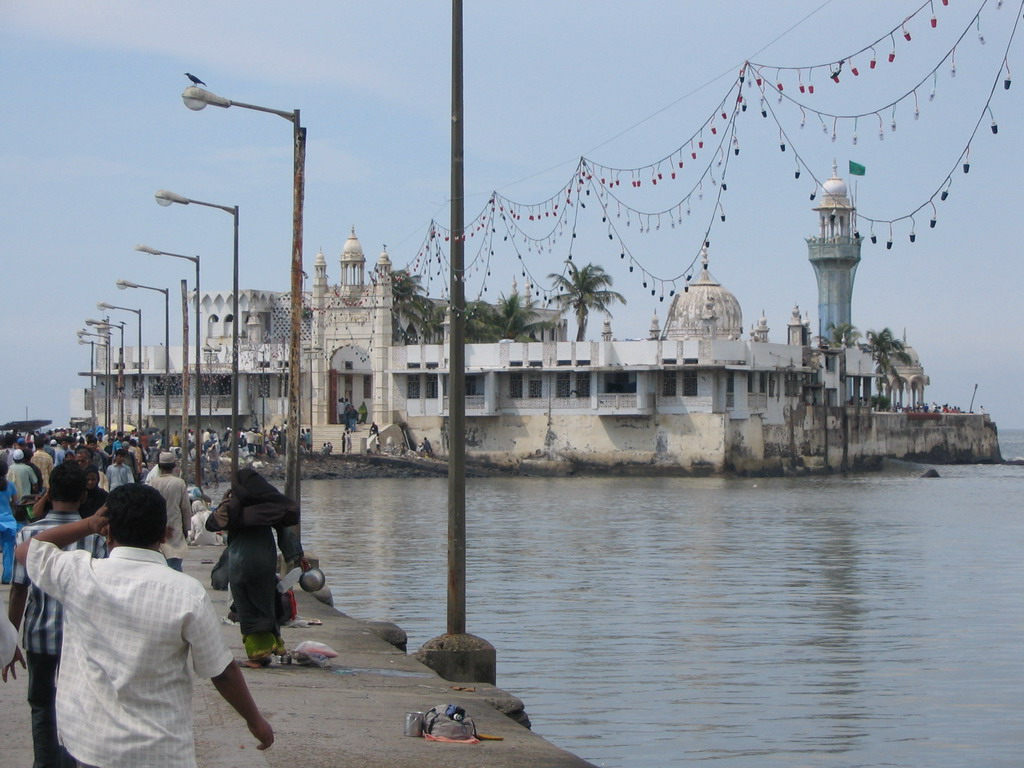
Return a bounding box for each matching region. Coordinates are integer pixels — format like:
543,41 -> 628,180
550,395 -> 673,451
300,469 -> 1023,768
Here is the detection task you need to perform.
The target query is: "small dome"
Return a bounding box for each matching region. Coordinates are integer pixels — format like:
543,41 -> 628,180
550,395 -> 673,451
662,248 -> 743,340
816,161 -> 852,208
341,227 -> 364,263
822,176 -> 848,198
314,249 -> 326,267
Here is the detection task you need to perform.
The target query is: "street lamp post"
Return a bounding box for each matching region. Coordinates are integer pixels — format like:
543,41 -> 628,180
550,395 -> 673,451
78,329 -> 110,430
138,240 -> 207,481
148,193 -> 231,478
182,84 -> 306,512
97,303 -> 142,434
78,338 -> 97,429
116,279 -> 172,461
90,317 -> 126,433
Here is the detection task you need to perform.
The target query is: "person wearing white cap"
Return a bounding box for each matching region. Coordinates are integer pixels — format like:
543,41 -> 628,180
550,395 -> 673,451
146,452 -> 191,571
6,450 -> 37,500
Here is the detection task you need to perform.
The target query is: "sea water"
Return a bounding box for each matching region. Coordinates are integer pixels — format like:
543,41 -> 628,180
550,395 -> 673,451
301,429 -> 1024,767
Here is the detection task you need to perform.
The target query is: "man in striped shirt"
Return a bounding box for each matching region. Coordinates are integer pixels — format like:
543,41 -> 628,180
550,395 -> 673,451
6,463 -> 107,767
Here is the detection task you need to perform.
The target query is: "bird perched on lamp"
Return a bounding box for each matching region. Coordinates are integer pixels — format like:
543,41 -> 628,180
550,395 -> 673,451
185,72 -> 206,86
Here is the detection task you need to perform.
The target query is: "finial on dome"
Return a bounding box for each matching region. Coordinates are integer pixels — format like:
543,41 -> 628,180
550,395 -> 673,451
700,246 -> 709,268
832,159 -> 838,178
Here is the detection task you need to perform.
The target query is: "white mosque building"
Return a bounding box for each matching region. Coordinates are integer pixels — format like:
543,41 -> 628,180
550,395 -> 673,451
73,169 -> 998,472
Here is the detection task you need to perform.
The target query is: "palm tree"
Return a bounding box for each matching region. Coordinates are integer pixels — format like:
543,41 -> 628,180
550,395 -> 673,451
390,269 -> 435,343
547,260 -> 625,342
490,293 -> 549,341
866,327 -> 912,400
828,321 -> 861,348
464,300 -> 499,343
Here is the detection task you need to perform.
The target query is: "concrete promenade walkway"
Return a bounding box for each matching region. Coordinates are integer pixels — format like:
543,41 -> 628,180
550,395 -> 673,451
2,545 -> 595,767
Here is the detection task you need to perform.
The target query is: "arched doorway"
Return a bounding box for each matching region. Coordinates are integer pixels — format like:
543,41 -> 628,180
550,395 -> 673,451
328,344 -> 373,425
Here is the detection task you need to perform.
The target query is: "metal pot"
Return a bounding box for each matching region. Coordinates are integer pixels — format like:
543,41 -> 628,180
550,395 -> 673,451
299,567 -> 326,592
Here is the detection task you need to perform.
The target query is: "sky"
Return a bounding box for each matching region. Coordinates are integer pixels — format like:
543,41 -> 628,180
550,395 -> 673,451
2,0 -> 1022,429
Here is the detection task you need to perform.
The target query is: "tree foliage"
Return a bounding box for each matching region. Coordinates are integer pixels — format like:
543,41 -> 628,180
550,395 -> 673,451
866,327 -> 913,394
547,260 -> 625,342
827,321 -> 861,348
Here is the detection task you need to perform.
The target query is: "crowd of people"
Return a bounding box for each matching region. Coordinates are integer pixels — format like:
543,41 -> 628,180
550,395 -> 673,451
1,425 -> 310,764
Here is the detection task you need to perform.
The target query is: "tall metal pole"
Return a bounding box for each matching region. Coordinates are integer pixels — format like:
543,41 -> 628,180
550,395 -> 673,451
231,207 -> 240,476
88,341 -> 96,429
194,258 -> 202,485
104,331 -> 111,432
285,113 -> 306,516
448,0 -> 467,636
116,322 -> 125,433
136,313 -> 143,434
164,289 -> 171,452
180,279 -> 191,482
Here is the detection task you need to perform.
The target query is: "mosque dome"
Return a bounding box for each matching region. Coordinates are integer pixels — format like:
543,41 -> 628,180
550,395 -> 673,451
662,247 -> 743,340
341,227 -> 365,263
822,176 -> 848,198
817,162 -> 853,209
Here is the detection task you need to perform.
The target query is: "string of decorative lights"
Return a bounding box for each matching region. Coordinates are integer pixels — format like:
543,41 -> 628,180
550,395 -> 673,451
392,0 -> 1019,317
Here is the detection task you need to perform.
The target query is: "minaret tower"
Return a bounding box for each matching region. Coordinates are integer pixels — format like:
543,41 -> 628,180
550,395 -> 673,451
807,162 -> 861,341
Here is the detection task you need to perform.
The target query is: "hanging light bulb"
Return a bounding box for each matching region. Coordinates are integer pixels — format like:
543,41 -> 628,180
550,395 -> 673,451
930,217 -> 937,228
870,232 -> 878,244
794,167 -> 801,179
870,47 -> 878,69
886,238 -> 893,250
903,24 -> 911,41
853,131 -> 858,145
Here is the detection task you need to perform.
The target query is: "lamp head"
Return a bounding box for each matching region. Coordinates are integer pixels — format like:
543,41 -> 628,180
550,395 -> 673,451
116,279 -> 135,291
182,86 -> 231,111
155,189 -> 190,207
97,302 -> 113,311
134,244 -> 162,255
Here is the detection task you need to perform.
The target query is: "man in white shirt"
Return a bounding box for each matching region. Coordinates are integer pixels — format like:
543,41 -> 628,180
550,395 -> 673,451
14,483 -> 273,767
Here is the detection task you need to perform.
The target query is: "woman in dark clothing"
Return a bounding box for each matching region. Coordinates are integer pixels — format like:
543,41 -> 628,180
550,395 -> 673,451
79,467 -> 108,518
209,468 -> 307,664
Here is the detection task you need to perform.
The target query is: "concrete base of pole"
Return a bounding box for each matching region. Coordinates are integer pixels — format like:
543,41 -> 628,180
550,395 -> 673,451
415,633 -> 496,685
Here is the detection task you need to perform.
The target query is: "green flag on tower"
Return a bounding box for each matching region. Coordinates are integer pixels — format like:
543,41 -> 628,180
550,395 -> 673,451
849,160 -> 866,176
